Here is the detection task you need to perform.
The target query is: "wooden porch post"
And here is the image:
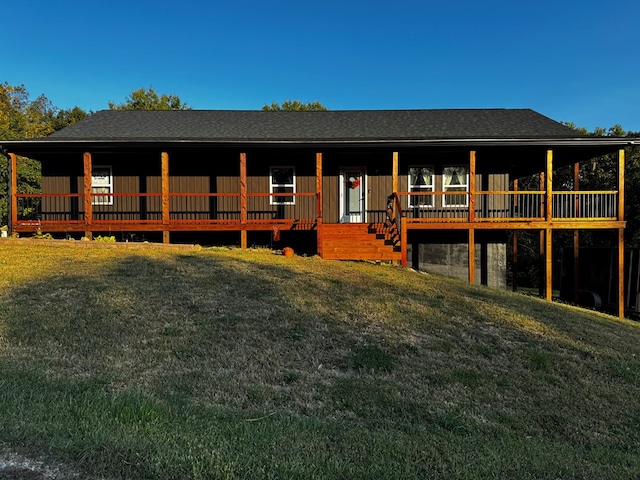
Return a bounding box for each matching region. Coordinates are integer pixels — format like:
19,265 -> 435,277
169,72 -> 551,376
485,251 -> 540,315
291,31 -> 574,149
545,228 -> 553,301
392,151 -> 399,194
401,222 -> 407,268
316,152 -> 323,257
538,172 -> 545,297
573,162 -> 580,305
240,152 -> 247,249
469,151 -> 476,223
512,179 -> 518,292
8,153 -> 17,236
545,151 -> 554,301
546,150 -> 553,221
468,228 -> 475,284
618,148 -> 625,318
83,152 -> 93,240
161,152 -> 170,244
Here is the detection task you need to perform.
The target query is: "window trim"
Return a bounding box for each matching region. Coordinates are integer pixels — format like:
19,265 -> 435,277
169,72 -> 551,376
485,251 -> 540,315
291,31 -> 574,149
442,165 -> 469,207
408,166 -> 435,208
91,165 -> 113,206
269,166 -> 296,205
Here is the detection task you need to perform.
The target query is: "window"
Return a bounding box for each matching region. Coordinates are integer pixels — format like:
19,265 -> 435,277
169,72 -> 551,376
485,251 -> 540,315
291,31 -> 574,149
443,166 -> 469,207
270,167 -> 295,205
92,165 -> 113,205
408,166 -> 434,207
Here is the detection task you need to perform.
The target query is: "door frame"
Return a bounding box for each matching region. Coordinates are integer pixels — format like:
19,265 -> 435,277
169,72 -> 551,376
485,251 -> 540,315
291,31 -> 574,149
339,166 -> 367,223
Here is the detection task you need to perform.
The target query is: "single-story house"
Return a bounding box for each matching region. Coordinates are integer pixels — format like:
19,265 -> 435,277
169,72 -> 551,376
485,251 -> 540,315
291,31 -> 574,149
1,108 -> 634,316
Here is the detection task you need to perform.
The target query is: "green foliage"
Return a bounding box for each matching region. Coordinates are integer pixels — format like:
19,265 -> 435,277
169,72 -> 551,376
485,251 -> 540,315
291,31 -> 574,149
94,235 -> 116,243
0,82 -> 88,226
262,100 -> 328,111
32,229 -> 53,240
109,87 -> 190,111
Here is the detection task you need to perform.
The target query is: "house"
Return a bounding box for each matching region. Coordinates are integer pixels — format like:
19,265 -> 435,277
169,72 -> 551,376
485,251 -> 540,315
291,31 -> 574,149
0,109 -> 632,315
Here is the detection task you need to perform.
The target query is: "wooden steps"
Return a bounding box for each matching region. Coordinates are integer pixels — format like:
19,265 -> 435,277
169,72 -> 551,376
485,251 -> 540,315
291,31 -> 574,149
320,223 -> 401,261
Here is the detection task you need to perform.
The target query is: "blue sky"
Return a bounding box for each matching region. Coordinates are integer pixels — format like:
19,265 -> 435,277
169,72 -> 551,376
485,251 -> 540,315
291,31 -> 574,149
4,0 -> 639,132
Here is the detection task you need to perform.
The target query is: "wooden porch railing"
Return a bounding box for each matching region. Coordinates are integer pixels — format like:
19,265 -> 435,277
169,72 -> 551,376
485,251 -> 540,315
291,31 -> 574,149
396,191 -> 619,221
14,191 -> 320,229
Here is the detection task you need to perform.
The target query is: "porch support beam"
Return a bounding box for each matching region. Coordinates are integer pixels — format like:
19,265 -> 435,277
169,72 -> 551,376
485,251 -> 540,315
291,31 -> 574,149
316,152 -> 323,257
545,228 -> 553,301
546,150 -> 553,221
539,172 -> 545,297
468,151 -> 476,223
618,149 -> 625,318
618,149 -> 625,222
468,228 -> 475,284
83,152 -> 93,240
512,179 -> 518,292
573,161 -> 580,305
161,152 -> 170,244
619,228 -> 625,318
401,221 -> 407,267
240,152 -> 247,249
392,151 -> 399,194
8,152 -> 17,236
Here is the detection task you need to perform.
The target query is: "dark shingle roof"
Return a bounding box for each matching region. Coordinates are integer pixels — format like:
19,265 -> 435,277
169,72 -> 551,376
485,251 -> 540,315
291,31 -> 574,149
47,109 -> 579,143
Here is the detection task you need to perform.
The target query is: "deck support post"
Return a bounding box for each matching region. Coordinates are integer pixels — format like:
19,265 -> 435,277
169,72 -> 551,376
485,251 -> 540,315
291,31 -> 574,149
538,172 -> 545,296
618,149 -> 625,317
512,179 -> 518,292
545,228 -> 553,301
618,228 -> 625,318
240,152 -> 247,249
401,221 -> 407,267
316,152 -> 323,257
545,150 -> 554,302
468,228 -> 475,284
83,152 -> 93,240
573,161 -> 580,305
512,230 -> 518,291
8,152 -> 17,236
161,152 -> 170,244
468,150 -> 476,283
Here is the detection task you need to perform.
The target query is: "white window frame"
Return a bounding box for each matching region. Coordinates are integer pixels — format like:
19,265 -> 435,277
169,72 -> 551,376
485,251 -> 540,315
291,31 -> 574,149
91,165 -> 113,206
442,166 -> 469,207
269,166 -> 296,205
408,166 -> 435,208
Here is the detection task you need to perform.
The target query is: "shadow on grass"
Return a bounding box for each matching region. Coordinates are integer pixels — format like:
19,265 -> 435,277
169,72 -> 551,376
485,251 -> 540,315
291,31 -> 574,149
1,248 -> 640,478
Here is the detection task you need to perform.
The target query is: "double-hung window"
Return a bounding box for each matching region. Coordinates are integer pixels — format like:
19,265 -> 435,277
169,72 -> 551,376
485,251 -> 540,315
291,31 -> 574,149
92,165 -> 113,205
270,166 -> 295,205
443,166 -> 469,207
408,166 -> 435,208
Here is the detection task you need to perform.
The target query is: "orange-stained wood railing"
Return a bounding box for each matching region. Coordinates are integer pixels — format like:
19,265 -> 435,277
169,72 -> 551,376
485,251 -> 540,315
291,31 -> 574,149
14,191 -> 321,229
396,190 -> 619,221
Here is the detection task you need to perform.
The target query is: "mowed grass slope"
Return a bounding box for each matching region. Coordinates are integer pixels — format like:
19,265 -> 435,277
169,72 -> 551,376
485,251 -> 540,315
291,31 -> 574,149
0,240 -> 639,479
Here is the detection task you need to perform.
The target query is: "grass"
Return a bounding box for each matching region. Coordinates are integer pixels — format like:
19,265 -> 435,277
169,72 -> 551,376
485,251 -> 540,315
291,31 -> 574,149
0,240 -> 640,479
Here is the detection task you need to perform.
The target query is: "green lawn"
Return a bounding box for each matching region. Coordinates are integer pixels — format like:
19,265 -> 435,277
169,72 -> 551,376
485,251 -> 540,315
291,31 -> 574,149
0,239 -> 639,479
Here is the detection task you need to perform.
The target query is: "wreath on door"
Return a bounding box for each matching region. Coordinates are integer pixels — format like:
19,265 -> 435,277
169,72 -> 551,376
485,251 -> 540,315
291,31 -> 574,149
348,176 -> 360,189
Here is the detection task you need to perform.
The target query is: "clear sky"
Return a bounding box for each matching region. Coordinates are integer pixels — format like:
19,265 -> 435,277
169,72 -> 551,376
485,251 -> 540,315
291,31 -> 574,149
4,0 -> 639,132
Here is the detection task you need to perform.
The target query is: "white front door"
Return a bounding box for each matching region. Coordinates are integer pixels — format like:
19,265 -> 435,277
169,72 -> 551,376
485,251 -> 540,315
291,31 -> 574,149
340,168 -> 366,223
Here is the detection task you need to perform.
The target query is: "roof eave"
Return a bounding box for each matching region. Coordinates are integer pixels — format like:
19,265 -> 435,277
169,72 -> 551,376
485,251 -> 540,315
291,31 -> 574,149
1,137 -> 638,154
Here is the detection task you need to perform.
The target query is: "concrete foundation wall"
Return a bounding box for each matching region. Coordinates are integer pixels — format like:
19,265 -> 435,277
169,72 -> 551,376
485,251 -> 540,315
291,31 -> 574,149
408,242 -> 506,288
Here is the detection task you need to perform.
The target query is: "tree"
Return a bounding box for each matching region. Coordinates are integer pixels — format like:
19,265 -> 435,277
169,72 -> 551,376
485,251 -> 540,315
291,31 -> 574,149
0,82 -> 88,226
109,87 -> 190,110
262,100 -> 328,111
